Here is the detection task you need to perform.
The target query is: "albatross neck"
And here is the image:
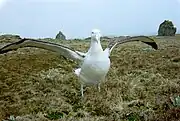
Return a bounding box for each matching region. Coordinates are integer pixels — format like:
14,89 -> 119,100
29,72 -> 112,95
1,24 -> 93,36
89,38 -> 103,53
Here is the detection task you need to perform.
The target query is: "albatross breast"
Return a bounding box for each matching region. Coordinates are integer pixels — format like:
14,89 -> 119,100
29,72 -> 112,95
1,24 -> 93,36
79,51 -> 110,85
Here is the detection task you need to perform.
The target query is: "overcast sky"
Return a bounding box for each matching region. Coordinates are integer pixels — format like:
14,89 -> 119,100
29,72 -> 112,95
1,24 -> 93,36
0,0 -> 180,39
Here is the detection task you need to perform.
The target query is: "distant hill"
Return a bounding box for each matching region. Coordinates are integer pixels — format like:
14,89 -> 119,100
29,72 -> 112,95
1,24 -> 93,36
0,34 -> 21,43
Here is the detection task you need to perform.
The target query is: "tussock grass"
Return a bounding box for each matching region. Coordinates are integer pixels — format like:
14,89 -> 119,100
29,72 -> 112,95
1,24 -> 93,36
0,36 -> 180,121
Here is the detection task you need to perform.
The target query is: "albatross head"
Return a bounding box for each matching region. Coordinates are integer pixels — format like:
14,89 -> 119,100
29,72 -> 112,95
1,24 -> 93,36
91,29 -> 101,42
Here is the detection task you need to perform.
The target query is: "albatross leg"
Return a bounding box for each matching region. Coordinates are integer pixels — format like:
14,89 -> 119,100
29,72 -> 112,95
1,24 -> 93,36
81,84 -> 84,97
97,83 -> 101,92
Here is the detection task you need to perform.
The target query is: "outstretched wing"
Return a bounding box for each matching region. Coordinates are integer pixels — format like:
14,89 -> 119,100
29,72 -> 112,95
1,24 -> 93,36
0,38 -> 85,61
108,36 -> 158,54
75,50 -> 87,58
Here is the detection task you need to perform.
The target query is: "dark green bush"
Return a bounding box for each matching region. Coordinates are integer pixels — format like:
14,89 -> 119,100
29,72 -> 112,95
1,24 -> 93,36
55,31 -> 66,40
158,20 -> 177,36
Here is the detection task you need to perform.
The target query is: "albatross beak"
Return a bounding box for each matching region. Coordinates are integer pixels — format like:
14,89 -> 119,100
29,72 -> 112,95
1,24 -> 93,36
95,34 -> 101,42
91,30 -> 101,42
95,36 -> 99,42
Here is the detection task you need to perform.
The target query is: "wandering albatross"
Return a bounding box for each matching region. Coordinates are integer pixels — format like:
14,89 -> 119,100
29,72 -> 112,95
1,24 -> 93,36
0,29 -> 158,97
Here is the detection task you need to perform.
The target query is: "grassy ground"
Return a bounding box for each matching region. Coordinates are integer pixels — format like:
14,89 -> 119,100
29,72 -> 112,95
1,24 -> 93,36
0,35 -> 180,121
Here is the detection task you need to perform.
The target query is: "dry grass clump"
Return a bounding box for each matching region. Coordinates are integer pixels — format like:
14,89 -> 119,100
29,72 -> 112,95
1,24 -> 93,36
0,36 -> 180,121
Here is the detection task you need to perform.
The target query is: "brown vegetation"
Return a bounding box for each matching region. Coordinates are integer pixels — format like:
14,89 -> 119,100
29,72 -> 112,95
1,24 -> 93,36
0,35 -> 180,121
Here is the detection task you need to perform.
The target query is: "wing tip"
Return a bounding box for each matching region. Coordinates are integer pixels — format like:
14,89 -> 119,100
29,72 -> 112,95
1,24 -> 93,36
134,36 -> 158,50
143,41 -> 158,50
0,48 -> 13,54
0,38 -> 27,54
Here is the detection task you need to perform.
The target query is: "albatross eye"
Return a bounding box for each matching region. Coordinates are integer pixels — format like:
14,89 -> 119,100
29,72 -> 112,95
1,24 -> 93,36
92,32 -> 94,34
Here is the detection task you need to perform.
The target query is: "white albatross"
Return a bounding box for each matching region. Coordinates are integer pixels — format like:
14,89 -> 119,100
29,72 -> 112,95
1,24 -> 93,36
0,29 -> 158,97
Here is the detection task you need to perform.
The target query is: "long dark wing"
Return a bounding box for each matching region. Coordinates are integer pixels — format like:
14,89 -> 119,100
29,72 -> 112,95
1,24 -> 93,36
0,38 -> 84,61
108,36 -> 158,53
